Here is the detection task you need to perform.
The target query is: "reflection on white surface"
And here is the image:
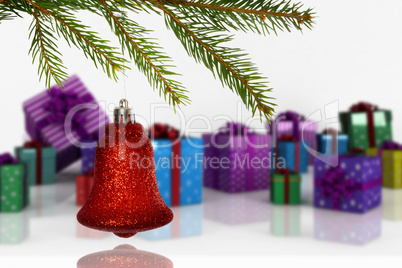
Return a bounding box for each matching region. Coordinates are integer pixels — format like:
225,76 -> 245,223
77,244 -> 173,267
27,185 -> 56,217
0,210 -> 29,244
76,222 -> 109,240
270,206 -> 301,236
203,188 -> 269,225
139,204 -> 202,241
314,207 -> 382,245
382,189 -> 402,221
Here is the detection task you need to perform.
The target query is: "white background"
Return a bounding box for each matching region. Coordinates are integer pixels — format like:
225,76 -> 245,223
1,0 -> 402,151
1,1 -> 402,267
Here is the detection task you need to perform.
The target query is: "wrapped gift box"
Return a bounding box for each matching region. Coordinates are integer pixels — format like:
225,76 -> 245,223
76,171 -> 94,206
314,155 -> 382,213
0,153 -> 29,213
81,142 -> 97,174
316,131 -> 348,156
203,188 -> 269,225
0,211 -> 29,244
340,102 -> 392,150
152,133 -> 204,206
139,205 -> 202,240
383,149 -> 402,189
15,141 -> 56,185
203,123 -> 271,193
23,75 -> 109,172
202,133 -> 221,189
268,111 -> 317,165
382,189 -> 402,220
276,139 -> 308,173
314,207 -> 381,245
270,170 -> 301,205
271,206 -> 301,236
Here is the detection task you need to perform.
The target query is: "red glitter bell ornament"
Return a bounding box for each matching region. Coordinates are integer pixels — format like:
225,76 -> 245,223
77,99 -> 173,238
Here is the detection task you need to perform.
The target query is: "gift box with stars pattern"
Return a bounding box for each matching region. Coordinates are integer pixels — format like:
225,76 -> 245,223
152,137 -> 204,206
0,153 -> 29,213
314,155 -> 382,213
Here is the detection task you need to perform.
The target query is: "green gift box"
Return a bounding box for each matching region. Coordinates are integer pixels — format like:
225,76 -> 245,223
340,102 -> 392,150
271,206 -> 301,236
0,153 -> 29,212
0,212 -> 29,244
270,171 -> 301,205
15,141 -> 56,185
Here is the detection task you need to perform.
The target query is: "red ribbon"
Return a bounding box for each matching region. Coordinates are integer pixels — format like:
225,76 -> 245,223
350,102 -> 378,147
24,140 -> 42,185
276,169 -> 290,204
149,124 -> 181,206
349,147 -> 366,155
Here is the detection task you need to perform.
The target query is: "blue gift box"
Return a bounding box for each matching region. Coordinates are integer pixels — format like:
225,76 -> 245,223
152,137 -> 204,206
277,141 -> 308,173
316,134 -> 348,155
180,138 -> 203,205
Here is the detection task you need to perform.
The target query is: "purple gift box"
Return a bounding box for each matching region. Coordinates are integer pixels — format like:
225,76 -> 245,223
203,123 -> 271,193
268,111 -> 317,165
314,207 -> 382,245
314,155 -> 382,213
81,143 -> 97,174
23,75 -> 109,172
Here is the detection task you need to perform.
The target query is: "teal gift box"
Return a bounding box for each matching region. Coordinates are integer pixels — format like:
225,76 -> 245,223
0,153 -> 29,212
15,141 -> 56,185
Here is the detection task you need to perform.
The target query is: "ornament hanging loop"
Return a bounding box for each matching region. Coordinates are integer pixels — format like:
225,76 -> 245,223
114,99 -> 135,124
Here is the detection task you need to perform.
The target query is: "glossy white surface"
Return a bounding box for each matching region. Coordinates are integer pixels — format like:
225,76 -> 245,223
1,169 -> 402,267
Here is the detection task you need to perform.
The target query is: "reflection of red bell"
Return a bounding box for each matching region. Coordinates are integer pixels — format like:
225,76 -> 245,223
77,244 -> 174,267
77,99 -> 173,238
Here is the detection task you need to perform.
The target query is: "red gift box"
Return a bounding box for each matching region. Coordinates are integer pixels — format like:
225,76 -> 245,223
76,170 -> 94,206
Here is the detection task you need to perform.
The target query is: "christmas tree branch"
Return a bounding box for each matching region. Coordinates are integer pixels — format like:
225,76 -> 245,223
99,1 -> 188,108
29,8 -> 67,87
156,2 -> 275,119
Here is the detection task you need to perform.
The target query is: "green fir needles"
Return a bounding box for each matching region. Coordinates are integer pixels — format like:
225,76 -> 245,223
0,0 -> 314,120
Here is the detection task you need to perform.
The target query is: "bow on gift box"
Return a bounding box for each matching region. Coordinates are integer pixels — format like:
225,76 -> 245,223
350,102 -> 379,148
277,111 -> 305,141
317,167 -> 355,210
380,141 -> 402,150
148,123 -> 180,140
0,153 -> 17,165
44,90 -> 94,138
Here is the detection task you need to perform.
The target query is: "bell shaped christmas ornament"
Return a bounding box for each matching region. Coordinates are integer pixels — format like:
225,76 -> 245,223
77,99 -> 173,238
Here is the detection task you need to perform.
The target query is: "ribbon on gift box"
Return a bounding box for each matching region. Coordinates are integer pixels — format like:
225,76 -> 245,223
315,166 -> 382,210
349,147 -> 366,155
277,169 -> 291,204
350,102 -> 379,148
149,123 -> 181,206
24,140 -> 43,185
276,134 -> 300,173
0,153 -> 17,165
277,111 -> 305,141
380,141 -> 402,150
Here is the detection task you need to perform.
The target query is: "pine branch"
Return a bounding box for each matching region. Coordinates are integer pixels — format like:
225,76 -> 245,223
26,0 -> 128,83
154,2 -> 275,119
154,0 -> 314,34
99,1 -> 189,108
29,8 -> 67,88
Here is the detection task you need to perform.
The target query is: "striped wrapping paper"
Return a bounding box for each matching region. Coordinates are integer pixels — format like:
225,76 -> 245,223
23,75 -> 109,172
270,120 -> 317,165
